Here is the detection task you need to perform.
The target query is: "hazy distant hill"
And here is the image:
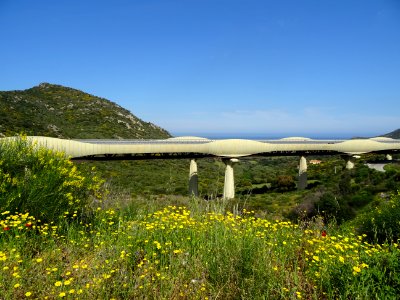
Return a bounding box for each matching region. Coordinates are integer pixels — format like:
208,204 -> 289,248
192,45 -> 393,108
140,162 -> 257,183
381,129 -> 400,139
0,83 -> 170,139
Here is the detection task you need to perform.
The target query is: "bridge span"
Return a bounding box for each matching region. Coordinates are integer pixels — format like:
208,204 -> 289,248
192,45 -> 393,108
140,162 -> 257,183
1,136 -> 399,198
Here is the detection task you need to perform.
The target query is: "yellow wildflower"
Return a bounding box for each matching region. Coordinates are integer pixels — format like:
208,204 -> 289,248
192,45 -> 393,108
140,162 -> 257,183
54,281 -> 62,287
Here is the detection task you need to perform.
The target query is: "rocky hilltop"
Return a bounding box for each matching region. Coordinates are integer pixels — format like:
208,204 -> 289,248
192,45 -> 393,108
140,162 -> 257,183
0,83 -> 170,139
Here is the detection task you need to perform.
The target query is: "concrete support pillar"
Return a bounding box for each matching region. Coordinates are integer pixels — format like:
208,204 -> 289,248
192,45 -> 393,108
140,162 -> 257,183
345,156 -> 355,170
298,156 -> 307,190
189,159 -> 198,197
223,158 -> 239,199
386,154 -> 393,161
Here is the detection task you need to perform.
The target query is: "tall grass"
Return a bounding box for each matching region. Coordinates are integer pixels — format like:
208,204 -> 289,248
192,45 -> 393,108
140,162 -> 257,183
2,199 -> 400,299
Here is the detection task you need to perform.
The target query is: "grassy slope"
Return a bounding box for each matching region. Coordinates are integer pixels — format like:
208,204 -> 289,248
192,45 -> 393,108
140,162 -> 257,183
1,198 -> 400,299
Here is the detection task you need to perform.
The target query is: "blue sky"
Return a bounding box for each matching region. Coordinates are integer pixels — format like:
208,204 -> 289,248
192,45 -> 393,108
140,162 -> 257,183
1,0 -> 399,138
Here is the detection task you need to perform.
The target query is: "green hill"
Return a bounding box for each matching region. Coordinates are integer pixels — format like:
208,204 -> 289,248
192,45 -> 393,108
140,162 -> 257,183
381,128 -> 400,139
0,83 -> 170,139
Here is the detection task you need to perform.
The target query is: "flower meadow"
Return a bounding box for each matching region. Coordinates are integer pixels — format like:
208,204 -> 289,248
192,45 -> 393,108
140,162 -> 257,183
1,138 -> 400,299
1,205 -> 400,299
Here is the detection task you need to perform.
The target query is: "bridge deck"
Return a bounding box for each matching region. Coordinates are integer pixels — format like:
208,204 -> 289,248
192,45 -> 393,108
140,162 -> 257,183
1,136 -> 399,160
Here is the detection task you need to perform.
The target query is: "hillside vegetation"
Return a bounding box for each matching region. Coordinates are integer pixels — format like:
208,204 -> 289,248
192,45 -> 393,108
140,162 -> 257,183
0,83 -> 170,139
382,128 -> 400,139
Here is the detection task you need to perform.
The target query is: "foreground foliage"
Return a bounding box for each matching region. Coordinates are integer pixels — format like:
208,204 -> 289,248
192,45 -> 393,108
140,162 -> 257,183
1,201 -> 400,299
356,190 -> 400,243
0,137 -> 104,223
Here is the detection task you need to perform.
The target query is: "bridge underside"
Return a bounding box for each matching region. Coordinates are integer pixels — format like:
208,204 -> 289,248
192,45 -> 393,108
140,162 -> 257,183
72,150 -> 347,161
72,152 -> 213,161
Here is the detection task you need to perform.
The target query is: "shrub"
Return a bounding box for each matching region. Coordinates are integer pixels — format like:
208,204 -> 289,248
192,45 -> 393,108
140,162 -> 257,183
348,190 -> 373,208
274,175 -> 296,191
315,192 -> 339,217
356,191 -> 400,243
0,136 -> 104,223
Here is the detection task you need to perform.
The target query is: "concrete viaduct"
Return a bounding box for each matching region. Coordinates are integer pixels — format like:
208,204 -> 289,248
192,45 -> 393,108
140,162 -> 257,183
1,136 -> 400,199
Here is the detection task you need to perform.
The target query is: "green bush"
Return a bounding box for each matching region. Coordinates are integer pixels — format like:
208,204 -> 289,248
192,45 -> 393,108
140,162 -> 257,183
315,192 -> 339,217
356,191 -> 400,243
348,190 -> 374,208
0,136 -> 104,223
